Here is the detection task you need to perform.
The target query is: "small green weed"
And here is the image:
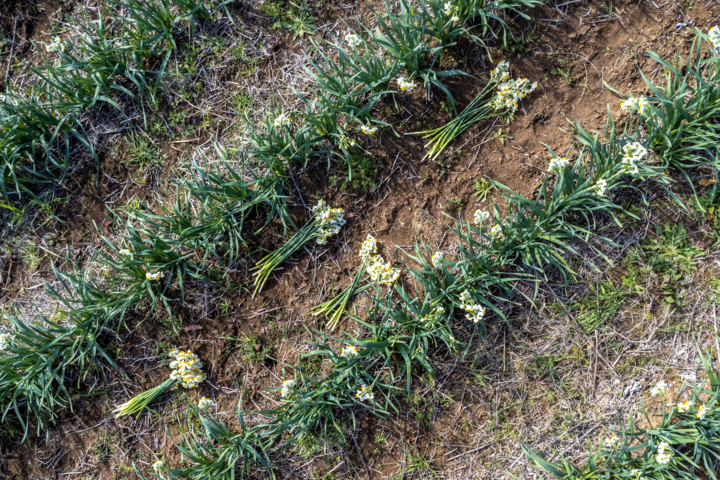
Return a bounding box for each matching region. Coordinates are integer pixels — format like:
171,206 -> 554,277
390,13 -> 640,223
493,127 -> 512,145
551,58 -> 572,83
473,177 -> 494,202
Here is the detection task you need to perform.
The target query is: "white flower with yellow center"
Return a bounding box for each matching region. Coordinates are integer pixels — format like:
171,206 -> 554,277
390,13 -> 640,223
119,248 -> 131,255
678,401 -> 692,413
47,36 -> 65,53
431,251 -> 444,268
605,435 -> 620,449
488,225 -> 503,239
169,349 -> 206,388
655,442 -> 672,464
594,179 -> 607,197
489,62 -> 537,114
620,142 -> 647,176
356,384 -> 374,401
359,235 -> 378,263
474,209 -> 490,225
697,404 -> 706,420
367,256 -> 400,285
710,26 -> 720,51
459,290 -> 486,323
344,33 -> 362,48
198,397 -> 215,409
621,96 -> 649,116
313,200 -> 346,244
0,333 -> 12,351
153,460 -> 163,471
281,379 -> 295,398
361,125 -> 377,135
146,271 -> 161,281
650,380 -> 666,397
340,345 -> 359,358
273,114 -> 291,129
396,77 -> 416,92
548,157 -> 569,173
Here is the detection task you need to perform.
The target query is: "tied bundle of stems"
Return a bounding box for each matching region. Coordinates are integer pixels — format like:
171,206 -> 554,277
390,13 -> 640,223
412,61 -> 538,162
416,81 -> 495,162
252,200 -> 346,296
115,349 -> 205,418
251,221 -> 319,297
311,263 -> 371,331
114,377 -> 177,418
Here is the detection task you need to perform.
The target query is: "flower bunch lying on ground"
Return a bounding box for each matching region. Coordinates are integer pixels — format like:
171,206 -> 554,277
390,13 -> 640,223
169,349 -> 206,388
115,348 -> 206,417
313,200 -> 346,244
358,234 -> 400,284
490,61 -> 538,114
366,254 -> 400,285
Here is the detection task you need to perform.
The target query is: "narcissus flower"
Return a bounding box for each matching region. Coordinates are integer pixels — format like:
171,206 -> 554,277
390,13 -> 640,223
153,460 -> 163,471
710,26 -> 720,51
119,248 -> 131,255
488,225 -> 503,239
548,157 -> 569,173
367,257 -> 400,285
594,178 -> 608,196
340,345 -> 359,358
621,96 -> 649,116
146,272 -> 161,281
281,379 -> 295,398
678,401 -> 692,413
489,61 -> 537,114
273,114 -> 291,129
396,76 -> 416,92
650,380 -> 666,397
459,290 -> 486,323
697,404 -> 706,420
620,142 -> 647,176
431,251 -> 444,268
198,397 -> 215,409
655,442 -> 672,464
356,384 -> 374,401
0,333 -> 12,351
361,125 -> 377,135
605,435 -> 620,448
313,200 -> 346,244
359,235 -> 377,263
47,36 -> 65,53
474,209 -> 490,224
344,33 -> 362,48
169,350 -> 206,388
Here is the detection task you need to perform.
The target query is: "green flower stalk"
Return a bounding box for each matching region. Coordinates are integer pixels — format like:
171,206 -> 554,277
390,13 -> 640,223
311,235 -> 399,331
252,200 -> 346,296
115,349 -> 205,418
